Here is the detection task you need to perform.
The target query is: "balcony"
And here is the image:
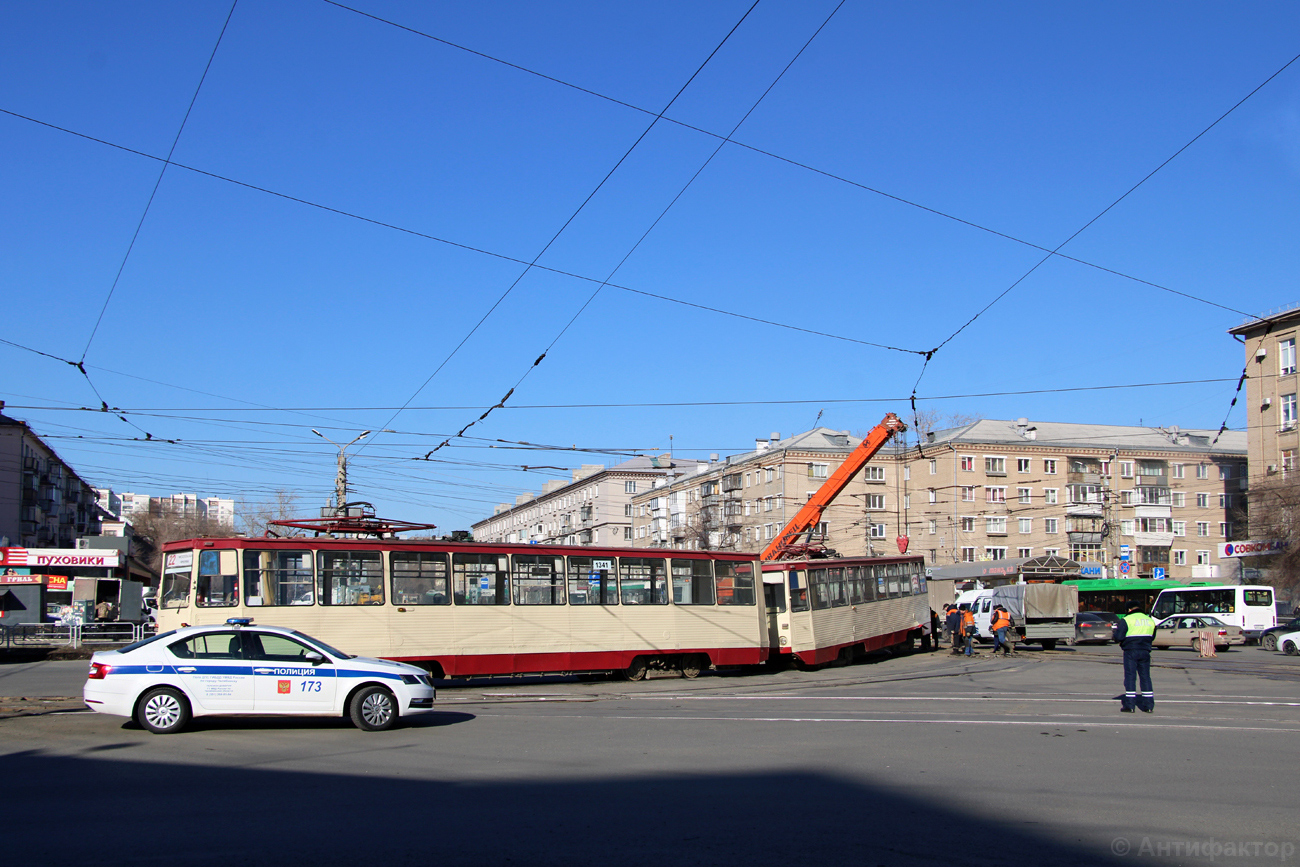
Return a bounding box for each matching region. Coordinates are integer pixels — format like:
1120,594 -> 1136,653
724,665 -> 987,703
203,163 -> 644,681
1133,505 -> 1172,520
1133,531 -> 1174,547
1067,471 -> 1103,484
1068,531 -> 1105,545
1066,503 -> 1104,518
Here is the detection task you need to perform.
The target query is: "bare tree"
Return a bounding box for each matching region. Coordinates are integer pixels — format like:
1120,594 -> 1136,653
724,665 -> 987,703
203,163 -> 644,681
1241,476 -> 1300,599
236,489 -> 302,538
907,409 -> 983,438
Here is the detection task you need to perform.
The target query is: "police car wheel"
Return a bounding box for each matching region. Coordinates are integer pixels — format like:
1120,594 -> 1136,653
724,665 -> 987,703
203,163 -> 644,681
1283,641 -> 1298,656
137,687 -> 190,734
350,686 -> 398,731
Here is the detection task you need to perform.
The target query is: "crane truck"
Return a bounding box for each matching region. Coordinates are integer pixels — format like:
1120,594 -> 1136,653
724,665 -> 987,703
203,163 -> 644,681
761,413 -> 908,561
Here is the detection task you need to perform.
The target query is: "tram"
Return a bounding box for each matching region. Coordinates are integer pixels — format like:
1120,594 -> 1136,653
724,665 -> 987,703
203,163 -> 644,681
761,554 -> 929,666
156,532 -> 767,679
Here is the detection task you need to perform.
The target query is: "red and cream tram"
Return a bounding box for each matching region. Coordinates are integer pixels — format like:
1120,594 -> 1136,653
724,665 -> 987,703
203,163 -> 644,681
763,554 -> 929,667
156,535 -> 766,679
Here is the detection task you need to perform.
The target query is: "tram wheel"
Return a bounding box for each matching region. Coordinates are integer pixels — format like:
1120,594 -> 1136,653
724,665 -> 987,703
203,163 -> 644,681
679,655 -> 703,679
622,657 -> 648,681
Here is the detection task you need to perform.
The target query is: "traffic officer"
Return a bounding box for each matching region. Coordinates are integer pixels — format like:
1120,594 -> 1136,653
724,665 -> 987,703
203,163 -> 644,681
1114,604 -> 1156,713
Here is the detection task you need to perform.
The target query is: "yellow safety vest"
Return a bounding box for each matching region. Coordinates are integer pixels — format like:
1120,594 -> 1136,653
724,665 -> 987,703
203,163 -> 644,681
1123,612 -> 1156,636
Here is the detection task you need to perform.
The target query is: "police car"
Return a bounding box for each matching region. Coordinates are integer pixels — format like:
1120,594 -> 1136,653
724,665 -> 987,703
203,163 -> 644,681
83,619 -> 436,734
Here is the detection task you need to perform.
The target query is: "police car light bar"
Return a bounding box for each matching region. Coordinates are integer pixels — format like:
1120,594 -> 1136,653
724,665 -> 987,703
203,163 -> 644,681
225,618 -> 254,627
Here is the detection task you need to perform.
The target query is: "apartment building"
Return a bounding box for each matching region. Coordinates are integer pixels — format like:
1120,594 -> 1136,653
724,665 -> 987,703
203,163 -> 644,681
472,455 -> 678,546
630,428 -> 883,555
96,489 -> 236,528
1228,305 -> 1300,487
630,419 -> 1248,582
0,413 -> 103,547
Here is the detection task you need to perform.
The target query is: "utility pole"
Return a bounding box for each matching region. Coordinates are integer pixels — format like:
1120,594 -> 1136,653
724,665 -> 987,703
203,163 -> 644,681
312,429 -> 371,513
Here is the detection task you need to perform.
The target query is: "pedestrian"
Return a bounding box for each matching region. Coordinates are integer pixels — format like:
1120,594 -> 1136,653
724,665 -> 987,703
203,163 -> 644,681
1115,603 -> 1156,713
945,604 -> 962,654
990,605 -> 1013,656
961,606 -> 976,656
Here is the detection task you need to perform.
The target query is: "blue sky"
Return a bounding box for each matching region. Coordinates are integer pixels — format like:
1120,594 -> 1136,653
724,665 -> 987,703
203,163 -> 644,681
2,1 -> 1298,531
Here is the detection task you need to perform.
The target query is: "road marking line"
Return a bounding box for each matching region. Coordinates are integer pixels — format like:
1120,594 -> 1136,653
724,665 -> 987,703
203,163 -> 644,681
628,694 -> 1300,707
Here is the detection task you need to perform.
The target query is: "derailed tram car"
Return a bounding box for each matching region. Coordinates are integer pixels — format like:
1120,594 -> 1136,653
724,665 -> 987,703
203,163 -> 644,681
762,554 -> 930,667
155,534 -> 767,680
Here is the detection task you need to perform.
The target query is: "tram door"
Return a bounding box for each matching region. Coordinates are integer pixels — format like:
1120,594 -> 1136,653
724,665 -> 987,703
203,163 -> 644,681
763,573 -> 789,653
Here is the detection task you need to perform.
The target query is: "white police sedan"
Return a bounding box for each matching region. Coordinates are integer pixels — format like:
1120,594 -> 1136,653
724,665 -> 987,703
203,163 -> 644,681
83,619 -> 436,733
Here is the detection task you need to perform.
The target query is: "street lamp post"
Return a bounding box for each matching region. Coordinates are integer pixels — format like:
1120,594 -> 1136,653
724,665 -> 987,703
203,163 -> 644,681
312,429 -> 371,513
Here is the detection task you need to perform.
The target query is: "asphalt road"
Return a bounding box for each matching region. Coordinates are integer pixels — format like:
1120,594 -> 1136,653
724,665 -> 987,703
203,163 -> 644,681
3,645 -> 1297,866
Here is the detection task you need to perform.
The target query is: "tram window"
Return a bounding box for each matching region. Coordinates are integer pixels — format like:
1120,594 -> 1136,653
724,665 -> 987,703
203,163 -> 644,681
764,581 -> 787,613
847,566 -> 863,604
318,550 -> 384,605
789,571 -> 810,612
452,553 -> 510,605
567,556 -> 617,605
196,549 -> 238,608
620,557 -> 668,604
876,572 -> 886,598
716,561 -> 756,606
512,555 -> 565,605
391,551 -> 449,605
244,550 -> 313,606
671,559 -> 714,605
827,568 -> 848,607
161,552 -> 193,609
810,569 -> 829,610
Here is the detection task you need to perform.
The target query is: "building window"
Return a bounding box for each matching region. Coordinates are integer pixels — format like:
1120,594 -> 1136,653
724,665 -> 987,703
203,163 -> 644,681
1196,521 -> 1209,537
765,468 -> 775,483
1285,394 -> 1298,430
928,519 -> 937,534
1172,492 -> 1185,507
1220,522 -> 1232,538
1017,458 -> 1031,473
961,547 -> 976,562
1220,493 -> 1233,509
1170,464 -> 1184,479
1285,450 -> 1296,478
1044,518 -> 1058,534
1043,459 -> 1057,474
1044,488 -> 1058,505
1018,487 -> 1032,504
986,517 -> 1007,535
961,516 -> 976,532
625,481 -> 637,494
1173,521 -> 1186,537
961,486 -> 976,502
1019,518 -> 1032,534
961,455 -> 975,472
1119,461 -> 1133,478
929,459 -> 937,475
985,456 -> 1006,475
1196,493 -> 1209,508
1282,338 -> 1297,375
1196,550 -> 1210,566
1173,550 -> 1186,566
863,466 -> 886,481
985,547 -> 1007,560
869,523 -> 887,539
1044,548 -> 1060,557
624,526 -> 633,540
1017,547 -> 1032,558
624,503 -> 633,517
986,486 -> 1006,504
1196,464 -> 1208,480
808,463 -> 829,479
867,494 -> 886,510
928,488 -> 937,504
1121,520 -> 1134,536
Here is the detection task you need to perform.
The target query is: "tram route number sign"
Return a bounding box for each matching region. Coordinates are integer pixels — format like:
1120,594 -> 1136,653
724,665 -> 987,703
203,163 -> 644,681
592,560 -> 613,571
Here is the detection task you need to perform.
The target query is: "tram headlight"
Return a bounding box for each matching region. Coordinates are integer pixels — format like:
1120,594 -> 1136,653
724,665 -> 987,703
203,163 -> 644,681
779,636 -> 788,646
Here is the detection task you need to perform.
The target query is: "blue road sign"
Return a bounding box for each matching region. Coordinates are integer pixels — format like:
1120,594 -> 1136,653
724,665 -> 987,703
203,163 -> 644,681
1152,567 -> 1166,580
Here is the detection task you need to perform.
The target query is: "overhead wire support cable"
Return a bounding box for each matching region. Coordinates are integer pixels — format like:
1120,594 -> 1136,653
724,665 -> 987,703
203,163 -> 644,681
408,1 -> 763,458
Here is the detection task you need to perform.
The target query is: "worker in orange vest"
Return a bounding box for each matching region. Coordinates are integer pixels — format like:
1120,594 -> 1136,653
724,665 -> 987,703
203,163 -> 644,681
991,605 -> 1013,656
960,606 -> 976,656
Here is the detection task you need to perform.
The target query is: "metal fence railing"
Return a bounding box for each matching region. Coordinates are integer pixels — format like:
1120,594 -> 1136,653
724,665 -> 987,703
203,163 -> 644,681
0,622 -> 154,650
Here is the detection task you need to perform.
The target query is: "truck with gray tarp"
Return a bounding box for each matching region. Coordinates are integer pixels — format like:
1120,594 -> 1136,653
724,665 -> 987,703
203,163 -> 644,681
958,583 -> 1079,650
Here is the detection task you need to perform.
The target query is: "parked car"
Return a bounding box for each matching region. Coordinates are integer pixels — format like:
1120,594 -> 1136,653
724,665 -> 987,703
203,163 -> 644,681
1069,612 -> 1114,645
1276,630 -> 1300,656
1259,617 -> 1300,652
83,619 -> 436,734
1152,615 -> 1244,652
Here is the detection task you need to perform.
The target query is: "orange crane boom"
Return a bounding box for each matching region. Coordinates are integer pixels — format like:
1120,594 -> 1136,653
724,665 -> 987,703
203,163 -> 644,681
760,413 -> 908,560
